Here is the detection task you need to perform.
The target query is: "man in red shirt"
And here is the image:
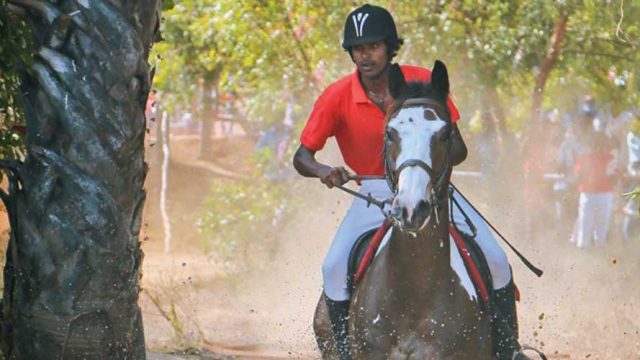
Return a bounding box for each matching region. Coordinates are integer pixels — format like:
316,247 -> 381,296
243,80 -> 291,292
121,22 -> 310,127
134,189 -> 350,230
573,132 -> 618,247
293,4 -> 524,360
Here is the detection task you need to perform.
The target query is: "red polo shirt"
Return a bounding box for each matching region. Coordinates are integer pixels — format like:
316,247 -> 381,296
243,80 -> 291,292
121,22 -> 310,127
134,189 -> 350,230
574,151 -> 617,193
300,65 -> 460,176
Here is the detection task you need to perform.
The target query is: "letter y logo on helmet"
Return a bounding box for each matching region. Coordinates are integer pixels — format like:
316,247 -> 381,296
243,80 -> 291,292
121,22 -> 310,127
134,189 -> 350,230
342,4 -> 398,50
352,12 -> 370,37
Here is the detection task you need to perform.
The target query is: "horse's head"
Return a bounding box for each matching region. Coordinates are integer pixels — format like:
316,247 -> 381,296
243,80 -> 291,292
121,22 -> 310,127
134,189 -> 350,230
384,61 -> 453,232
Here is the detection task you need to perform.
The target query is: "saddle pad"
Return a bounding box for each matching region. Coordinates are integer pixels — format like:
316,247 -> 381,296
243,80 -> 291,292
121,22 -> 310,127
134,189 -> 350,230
349,222 -> 493,305
449,224 -> 491,304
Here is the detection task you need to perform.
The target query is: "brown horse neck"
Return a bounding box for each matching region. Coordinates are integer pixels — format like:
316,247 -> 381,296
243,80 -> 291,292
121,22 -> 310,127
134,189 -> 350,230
387,205 -> 452,280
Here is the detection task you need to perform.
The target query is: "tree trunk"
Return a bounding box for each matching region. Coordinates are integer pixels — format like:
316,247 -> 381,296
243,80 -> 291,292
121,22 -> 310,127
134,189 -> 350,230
530,14 -> 569,124
160,111 -> 172,254
521,14 -> 568,241
482,85 -> 507,150
523,13 -> 569,172
199,80 -> 214,160
1,1 -> 161,359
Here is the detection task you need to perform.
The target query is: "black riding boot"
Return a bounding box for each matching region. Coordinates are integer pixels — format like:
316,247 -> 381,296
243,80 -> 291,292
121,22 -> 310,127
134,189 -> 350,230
325,295 -> 351,360
493,281 -> 531,360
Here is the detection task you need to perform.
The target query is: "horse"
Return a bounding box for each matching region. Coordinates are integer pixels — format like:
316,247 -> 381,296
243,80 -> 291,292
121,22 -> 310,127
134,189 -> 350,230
313,61 -> 494,360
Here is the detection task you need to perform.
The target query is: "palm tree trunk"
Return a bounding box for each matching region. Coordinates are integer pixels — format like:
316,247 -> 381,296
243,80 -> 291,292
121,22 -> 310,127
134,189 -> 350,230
2,1 -> 161,358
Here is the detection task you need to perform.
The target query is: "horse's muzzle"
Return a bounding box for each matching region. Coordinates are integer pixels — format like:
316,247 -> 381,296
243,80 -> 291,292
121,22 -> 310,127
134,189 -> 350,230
392,199 -> 431,232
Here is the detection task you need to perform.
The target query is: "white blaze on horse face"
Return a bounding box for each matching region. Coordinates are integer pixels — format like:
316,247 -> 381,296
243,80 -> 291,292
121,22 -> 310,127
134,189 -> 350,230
389,106 -> 447,221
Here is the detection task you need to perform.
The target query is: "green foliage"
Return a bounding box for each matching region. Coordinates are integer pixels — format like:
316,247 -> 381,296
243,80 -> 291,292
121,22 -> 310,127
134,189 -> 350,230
631,116 -> 640,136
162,0 -> 176,11
197,152 -> 295,270
554,1 -> 640,112
627,188 -> 640,215
153,0 -> 353,127
154,0 -> 640,132
159,0 -> 640,264
0,0 -> 32,159
390,1 -> 639,126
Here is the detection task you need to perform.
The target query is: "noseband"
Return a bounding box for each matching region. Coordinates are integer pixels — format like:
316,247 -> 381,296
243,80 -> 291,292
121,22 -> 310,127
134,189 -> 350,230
384,98 -> 453,218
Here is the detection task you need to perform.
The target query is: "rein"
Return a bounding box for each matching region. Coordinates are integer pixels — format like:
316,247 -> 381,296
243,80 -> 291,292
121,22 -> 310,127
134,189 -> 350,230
334,183 -> 390,210
384,97 -> 454,222
333,97 -> 454,221
331,97 -> 545,277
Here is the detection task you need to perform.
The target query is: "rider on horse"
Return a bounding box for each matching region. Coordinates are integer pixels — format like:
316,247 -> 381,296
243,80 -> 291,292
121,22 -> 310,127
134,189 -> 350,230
293,4 -> 526,359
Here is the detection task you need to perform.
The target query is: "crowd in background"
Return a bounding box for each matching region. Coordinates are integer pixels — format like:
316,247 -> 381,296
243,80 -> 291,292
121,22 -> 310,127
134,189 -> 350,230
146,87 -> 639,246
532,95 -> 639,247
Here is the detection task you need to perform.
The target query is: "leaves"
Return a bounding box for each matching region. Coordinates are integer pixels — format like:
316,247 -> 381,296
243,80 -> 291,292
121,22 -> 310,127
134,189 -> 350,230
0,0 -> 32,159
152,0 -> 353,128
625,187 -> 640,215
197,151 -> 296,270
149,0 -> 640,265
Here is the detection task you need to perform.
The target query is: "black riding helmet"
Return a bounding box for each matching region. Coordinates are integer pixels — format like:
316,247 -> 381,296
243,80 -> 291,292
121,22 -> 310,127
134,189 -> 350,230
342,4 -> 398,49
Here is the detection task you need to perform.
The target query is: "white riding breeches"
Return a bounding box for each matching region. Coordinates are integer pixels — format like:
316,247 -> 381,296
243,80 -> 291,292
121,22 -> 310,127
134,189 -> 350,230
575,192 -> 614,248
322,180 -> 512,301
449,188 -> 512,290
322,180 -> 391,301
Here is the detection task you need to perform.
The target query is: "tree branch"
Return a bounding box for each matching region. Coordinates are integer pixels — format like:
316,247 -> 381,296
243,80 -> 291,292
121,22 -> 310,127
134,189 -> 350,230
282,11 -> 319,91
7,0 -> 60,24
7,3 -> 27,18
615,0 -> 637,48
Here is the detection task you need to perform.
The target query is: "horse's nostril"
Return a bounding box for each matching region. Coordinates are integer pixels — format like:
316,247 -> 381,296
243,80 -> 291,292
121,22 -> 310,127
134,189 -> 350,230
416,200 -> 431,214
402,207 -> 409,220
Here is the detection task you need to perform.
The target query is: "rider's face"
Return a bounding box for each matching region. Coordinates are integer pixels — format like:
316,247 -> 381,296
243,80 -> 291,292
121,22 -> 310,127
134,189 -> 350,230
351,40 -> 389,80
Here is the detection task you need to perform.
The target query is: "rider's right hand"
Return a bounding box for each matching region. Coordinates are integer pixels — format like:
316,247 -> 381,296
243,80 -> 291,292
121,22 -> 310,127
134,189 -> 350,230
318,166 -> 351,188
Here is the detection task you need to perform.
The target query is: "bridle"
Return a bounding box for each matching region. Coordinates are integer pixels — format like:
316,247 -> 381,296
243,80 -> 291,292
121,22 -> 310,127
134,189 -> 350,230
384,98 -> 454,220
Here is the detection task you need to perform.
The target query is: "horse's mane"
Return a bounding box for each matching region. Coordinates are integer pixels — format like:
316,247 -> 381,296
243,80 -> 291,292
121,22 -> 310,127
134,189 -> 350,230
385,81 -> 451,125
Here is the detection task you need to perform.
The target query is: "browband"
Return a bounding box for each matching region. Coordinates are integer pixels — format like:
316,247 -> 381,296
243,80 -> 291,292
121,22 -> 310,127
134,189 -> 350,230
400,98 -> 448,114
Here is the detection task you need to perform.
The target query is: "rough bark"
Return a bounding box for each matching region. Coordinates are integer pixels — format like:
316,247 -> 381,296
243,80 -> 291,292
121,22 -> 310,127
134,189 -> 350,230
1,1 -> 161,359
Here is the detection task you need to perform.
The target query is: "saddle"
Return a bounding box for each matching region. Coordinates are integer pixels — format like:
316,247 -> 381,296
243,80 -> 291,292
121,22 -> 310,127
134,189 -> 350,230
346,215 -> 494,308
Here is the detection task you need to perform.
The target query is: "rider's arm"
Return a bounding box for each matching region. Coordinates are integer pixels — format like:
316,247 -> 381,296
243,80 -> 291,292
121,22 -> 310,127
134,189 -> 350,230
451,123 -> 467,166
293,144 -> 350,188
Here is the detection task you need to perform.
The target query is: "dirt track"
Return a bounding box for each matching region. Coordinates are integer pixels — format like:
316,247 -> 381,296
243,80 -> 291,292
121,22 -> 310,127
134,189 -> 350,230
141,137 -> 640,360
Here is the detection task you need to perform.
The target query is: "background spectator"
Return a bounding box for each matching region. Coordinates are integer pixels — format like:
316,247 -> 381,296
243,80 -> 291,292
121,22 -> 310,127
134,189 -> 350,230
572,131 -> 619,248
623,112 -> 640,240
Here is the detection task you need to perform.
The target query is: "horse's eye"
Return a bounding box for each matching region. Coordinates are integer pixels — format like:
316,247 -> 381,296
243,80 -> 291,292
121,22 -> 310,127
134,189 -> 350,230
386,130 -> 397,142
424,109 -> 438,121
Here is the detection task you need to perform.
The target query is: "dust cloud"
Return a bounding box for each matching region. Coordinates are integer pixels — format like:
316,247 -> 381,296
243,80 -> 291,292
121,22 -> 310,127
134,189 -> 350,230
140,134 -> 640,360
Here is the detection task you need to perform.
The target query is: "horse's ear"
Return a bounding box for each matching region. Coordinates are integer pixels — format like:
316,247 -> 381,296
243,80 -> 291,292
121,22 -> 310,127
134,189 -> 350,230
388,63 -> 406,99
431,60 -> 449,100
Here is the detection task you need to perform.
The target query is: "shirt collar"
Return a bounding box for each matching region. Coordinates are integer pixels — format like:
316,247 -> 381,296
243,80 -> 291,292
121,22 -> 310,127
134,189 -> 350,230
351,70 -> 370,104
